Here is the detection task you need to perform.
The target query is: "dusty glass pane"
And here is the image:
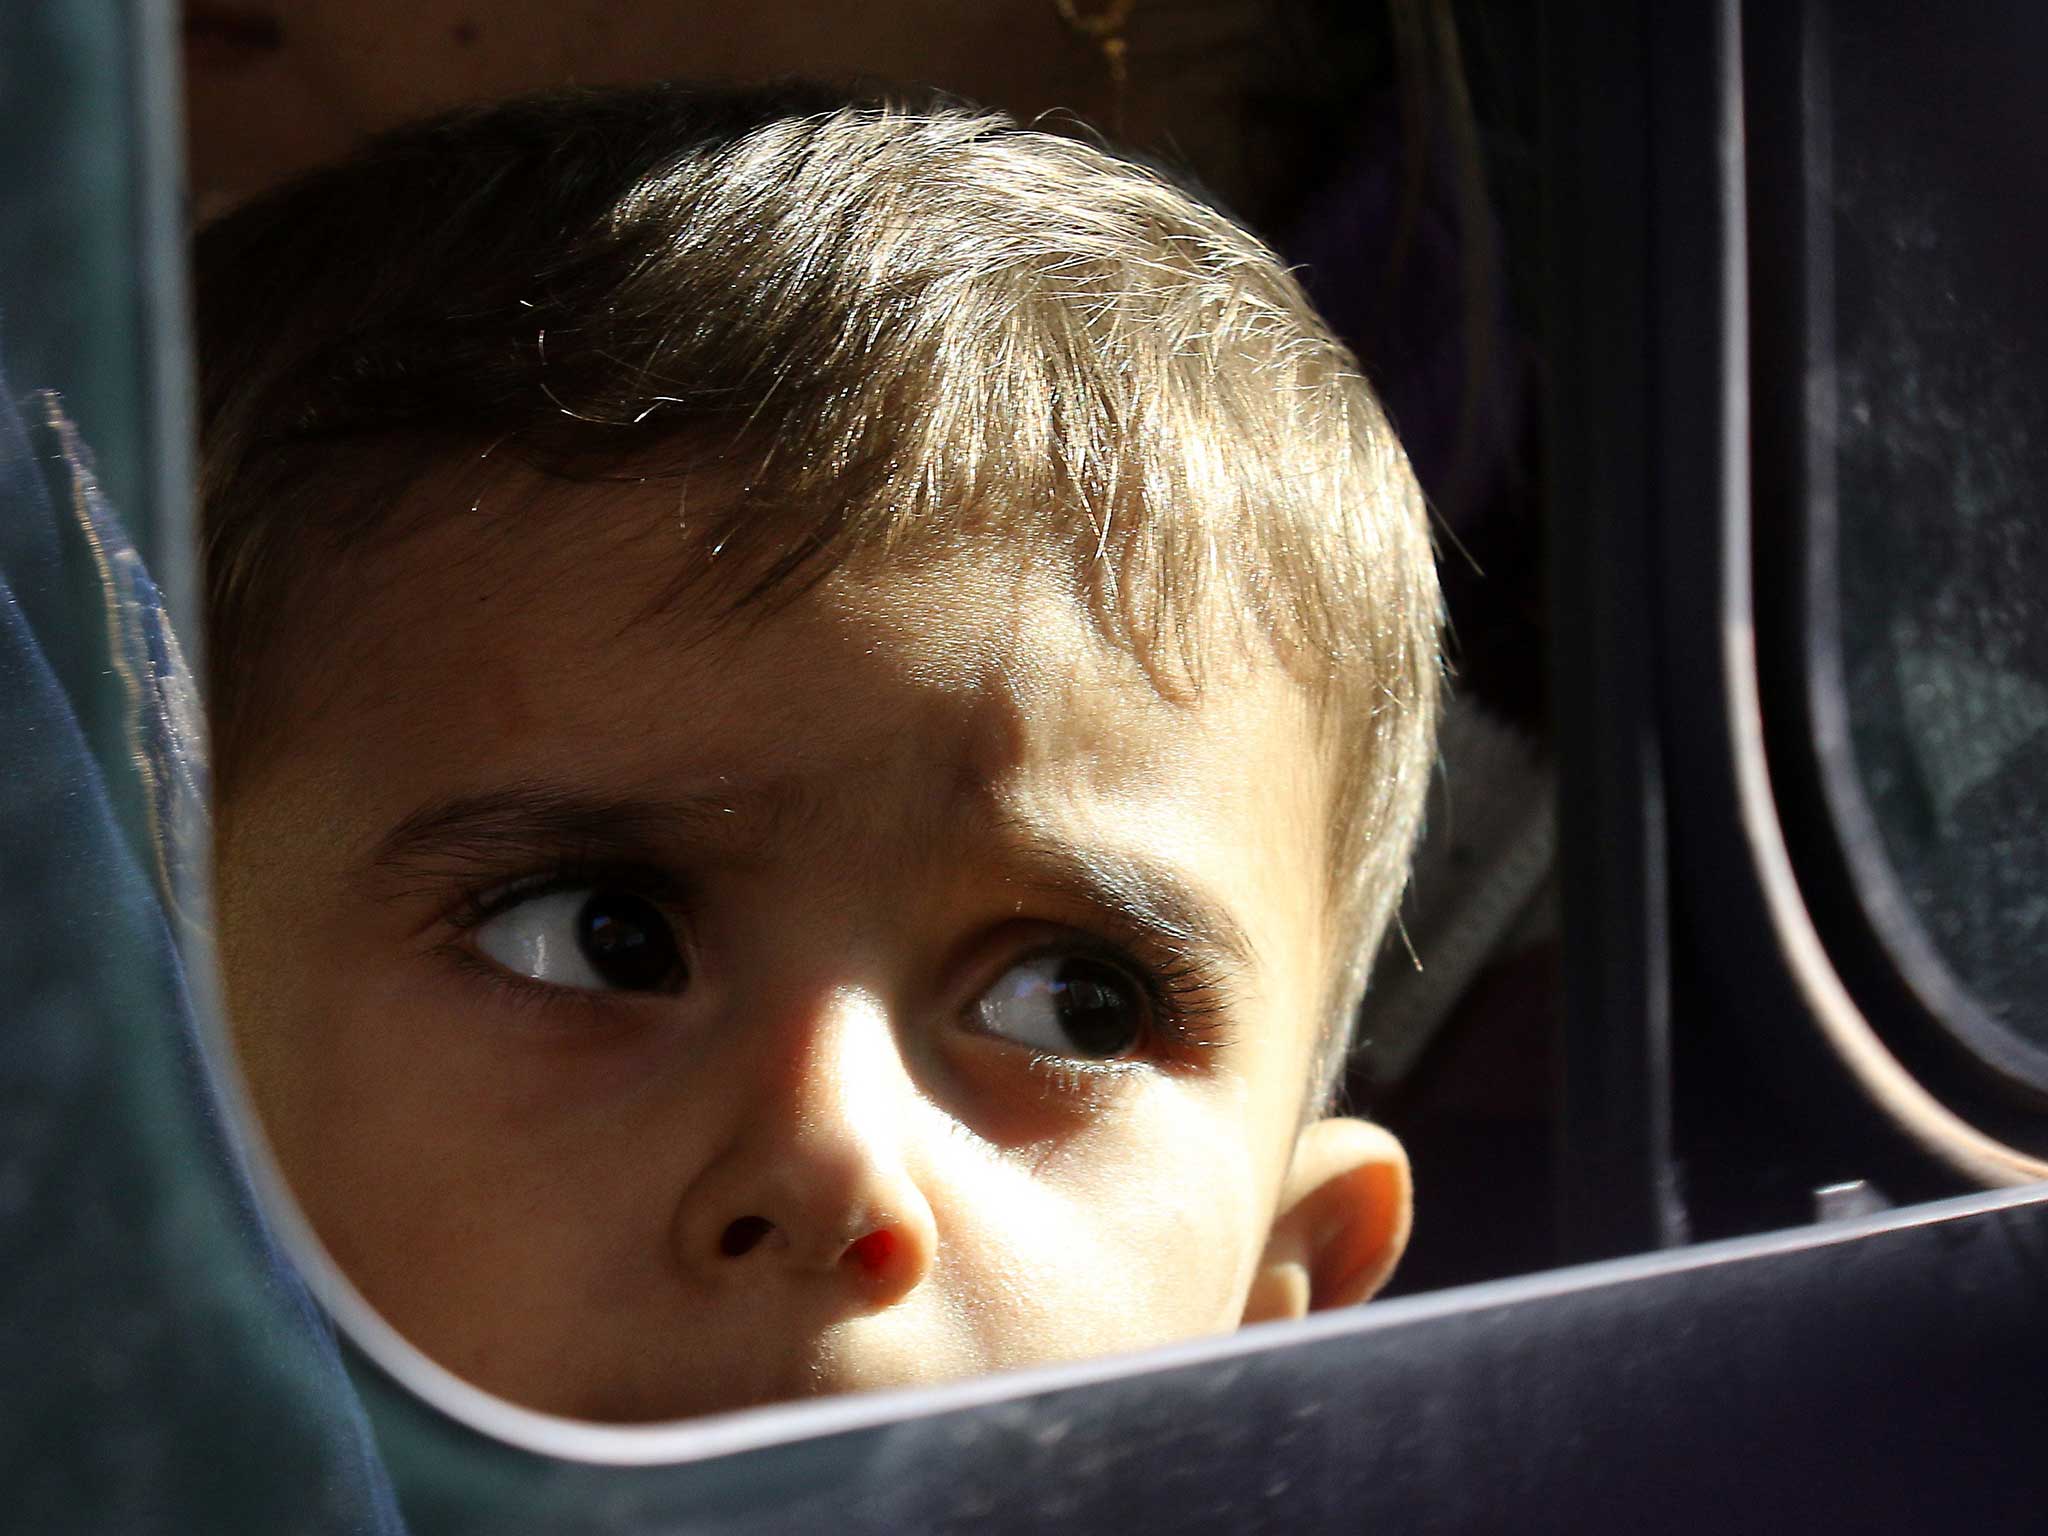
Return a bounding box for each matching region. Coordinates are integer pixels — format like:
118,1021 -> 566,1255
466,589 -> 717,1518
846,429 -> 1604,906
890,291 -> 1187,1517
1829,2 -> 2048,1048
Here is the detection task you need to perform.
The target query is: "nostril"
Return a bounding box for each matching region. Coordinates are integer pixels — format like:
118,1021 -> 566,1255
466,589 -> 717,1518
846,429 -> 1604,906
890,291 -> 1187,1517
719,1216 -> 775,1258
844,1228 -> 897,1276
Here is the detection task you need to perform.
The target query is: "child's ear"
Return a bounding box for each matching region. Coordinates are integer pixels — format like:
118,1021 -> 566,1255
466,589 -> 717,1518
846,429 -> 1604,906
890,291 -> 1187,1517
1241,1117 -> 1411,1324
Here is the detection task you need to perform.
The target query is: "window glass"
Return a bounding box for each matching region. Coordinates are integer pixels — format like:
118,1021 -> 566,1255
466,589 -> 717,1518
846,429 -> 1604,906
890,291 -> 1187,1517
1828,2 -> 2048,1049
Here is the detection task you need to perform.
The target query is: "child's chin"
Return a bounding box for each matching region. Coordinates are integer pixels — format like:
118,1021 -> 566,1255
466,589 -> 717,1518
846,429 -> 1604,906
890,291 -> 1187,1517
539,1331 -> 984,1426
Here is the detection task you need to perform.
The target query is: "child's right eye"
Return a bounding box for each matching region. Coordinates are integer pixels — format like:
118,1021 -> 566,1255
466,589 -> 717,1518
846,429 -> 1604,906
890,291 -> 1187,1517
472,886 -> 688,994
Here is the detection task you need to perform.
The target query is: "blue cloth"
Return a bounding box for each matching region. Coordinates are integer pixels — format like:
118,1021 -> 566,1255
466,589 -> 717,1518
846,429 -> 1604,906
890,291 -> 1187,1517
0,367 -> 406,1533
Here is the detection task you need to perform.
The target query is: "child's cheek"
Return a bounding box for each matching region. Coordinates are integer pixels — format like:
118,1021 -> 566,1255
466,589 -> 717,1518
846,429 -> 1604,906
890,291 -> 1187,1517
936,1078 -> 1264,1364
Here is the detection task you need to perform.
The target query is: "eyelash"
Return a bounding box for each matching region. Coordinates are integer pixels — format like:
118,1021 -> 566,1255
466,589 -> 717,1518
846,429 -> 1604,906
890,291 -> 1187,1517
974,936 -> 1235,1101
435,859 -> 1236,1071
444,858 -> 689,934
1108,946 -> 1233,1059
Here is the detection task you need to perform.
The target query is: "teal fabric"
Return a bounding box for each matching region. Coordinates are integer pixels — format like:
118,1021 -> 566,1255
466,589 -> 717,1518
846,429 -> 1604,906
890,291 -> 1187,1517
0,372 -> 406,1533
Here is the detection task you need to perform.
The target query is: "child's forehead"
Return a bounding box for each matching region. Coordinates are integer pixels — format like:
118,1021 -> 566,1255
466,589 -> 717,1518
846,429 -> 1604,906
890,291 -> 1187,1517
319,460 -> 1325,871
334,454 -> 1304,713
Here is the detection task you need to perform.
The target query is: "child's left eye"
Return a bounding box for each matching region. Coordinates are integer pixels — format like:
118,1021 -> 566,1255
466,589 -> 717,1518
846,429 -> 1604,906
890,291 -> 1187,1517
968,950 -> 1152,1061
472,886 -> 687,994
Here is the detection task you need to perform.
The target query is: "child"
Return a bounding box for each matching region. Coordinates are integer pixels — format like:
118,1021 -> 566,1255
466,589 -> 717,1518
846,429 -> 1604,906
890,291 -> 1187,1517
196,81 -> 1441,1424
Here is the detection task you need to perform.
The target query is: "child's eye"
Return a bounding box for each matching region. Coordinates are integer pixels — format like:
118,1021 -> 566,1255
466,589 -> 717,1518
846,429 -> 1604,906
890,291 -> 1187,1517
969,950 -> 1151,1060
472,886 -> 687,994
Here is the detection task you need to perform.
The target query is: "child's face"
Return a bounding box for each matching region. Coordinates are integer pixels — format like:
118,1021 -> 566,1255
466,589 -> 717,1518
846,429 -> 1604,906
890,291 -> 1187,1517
215,470 -> 1407,1423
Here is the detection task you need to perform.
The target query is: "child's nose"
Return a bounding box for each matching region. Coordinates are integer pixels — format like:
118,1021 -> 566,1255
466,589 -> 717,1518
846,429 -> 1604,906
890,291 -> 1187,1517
669,988 -> 937,1314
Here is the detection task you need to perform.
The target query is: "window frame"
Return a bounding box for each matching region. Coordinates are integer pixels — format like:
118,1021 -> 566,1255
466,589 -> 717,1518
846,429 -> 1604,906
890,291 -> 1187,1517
1745,0 -> 2048,1146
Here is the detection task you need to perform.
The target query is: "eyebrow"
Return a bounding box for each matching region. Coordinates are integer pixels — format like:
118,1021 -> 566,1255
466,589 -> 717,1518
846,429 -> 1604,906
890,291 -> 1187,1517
368,779 -> 1260,977
995,830 -> 1261,979
368,778 -> 795,877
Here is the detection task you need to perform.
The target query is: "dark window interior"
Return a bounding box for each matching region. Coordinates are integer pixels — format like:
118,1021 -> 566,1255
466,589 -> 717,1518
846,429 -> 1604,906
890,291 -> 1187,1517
1827,4 -> 2048,1076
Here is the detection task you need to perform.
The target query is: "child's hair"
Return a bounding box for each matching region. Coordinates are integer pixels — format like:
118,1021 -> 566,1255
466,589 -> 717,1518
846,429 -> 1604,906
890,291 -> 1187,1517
194,80 -> 1440,1104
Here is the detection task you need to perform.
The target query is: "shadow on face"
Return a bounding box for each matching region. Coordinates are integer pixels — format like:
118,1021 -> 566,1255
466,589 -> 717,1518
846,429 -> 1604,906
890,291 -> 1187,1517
212,473 -> 1405,1420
